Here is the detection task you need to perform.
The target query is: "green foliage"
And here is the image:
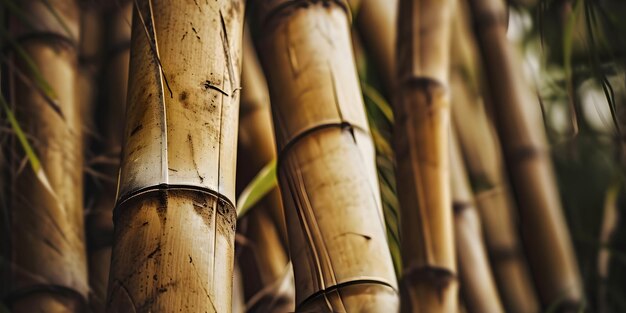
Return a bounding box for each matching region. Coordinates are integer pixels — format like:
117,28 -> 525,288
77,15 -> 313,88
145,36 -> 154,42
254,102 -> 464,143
236,159 -> 278,218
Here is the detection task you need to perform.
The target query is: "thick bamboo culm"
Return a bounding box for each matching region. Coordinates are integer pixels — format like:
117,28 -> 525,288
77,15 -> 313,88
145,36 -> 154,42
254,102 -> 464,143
450,131 -> 505,313
348,0 -> 397,96
467,0 -> 584,309
449,6 -> 540,311
394,0 -> 458,311
5,0 -> 88,312
86,2 -> 132,313
236,28 -> 294,312
253,0 -> 398,311
105,1 -> 244,312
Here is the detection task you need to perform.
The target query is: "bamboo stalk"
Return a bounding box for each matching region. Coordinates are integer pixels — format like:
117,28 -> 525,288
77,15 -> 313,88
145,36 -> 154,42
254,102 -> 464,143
253,1 -> 398,311
236,28 -> 294,312
467,0 -> 584,310
449,9 -> 540,311
86,2 -> 132,313
238,27 -> 288,246
451,71 -> 541,313
349,0 -> 398,97
5,0 -> 87,312
106,1 -> 244,312
451,130 -> 505,313
394,0 -> 458,311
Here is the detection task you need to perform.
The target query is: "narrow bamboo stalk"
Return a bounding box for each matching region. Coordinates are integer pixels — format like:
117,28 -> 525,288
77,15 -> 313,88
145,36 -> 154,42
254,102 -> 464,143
253,1 -> 398,311
451,72 -> 541,313
236,28 -> 294,312
394,0 -> 458,311
449,4 -> 540,312
451,131 -> 505,313
467,0 -> 584,309
106,1 -> 244,312
238,27 -> 288,246
5,0 -> 87,311
86,2 -> 132,313
349,0 -> 398,96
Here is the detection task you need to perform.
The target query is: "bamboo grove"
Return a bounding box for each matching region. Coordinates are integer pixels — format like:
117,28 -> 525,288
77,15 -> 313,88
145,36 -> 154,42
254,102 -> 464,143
1,0 -> 625,312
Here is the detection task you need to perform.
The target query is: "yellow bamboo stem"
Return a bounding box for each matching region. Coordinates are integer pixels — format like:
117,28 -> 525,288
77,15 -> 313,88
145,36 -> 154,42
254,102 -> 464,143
253,1 -> 398,311
106,1 -> 244,312
6,0 -> 87,311
395,0 -> 458,311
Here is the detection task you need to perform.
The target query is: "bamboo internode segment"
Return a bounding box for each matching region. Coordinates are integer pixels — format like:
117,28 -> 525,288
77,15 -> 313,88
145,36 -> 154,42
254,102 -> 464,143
395,0 -> 458,311
86,3 -> 132,313
5,0 -> 88,311
254,0 -> 398,311
467,0 -> 584,309
107,0 -> 244,312
451,132 -> 505,313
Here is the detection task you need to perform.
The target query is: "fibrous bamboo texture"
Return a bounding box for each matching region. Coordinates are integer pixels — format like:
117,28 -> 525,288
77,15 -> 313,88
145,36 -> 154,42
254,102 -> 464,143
6,0 -> 87,312
106,1 -> 244,312
451,131 -> 505,313
237,28 -> 294,312
395,0 -> 458,311
86,3 -> 132,313
254,0 -> 398,311
467,0 -> 583,309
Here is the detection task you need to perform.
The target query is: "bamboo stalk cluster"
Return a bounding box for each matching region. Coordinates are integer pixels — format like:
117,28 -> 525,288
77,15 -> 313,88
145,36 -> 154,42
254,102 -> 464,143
0,0 -> 591,312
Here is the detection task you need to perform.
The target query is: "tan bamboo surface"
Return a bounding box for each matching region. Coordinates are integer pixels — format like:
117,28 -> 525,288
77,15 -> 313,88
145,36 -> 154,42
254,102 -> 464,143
253,0 -> 398,311
85,2 -> 132,313
467,0 -> 584,309
236,28 -> 294,312
451,131 -> 505,313
348,0 -> 398,96
5,0 -> 88,312
449,6 -> 540,311
106,0 -> 244,312
394,0 -> 458,311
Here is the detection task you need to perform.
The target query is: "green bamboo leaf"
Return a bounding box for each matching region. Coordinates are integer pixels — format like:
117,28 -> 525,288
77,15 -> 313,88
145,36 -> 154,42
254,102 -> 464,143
236,159 -> 278,218
362,82 -> 394,123
0,95 -> 58,201
1,95 -> 40,172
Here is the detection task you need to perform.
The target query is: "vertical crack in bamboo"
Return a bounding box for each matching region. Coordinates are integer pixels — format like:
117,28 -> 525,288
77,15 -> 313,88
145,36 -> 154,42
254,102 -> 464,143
395,0 -> 458,311
253,0 -> 399,311
466,0 -> 584,309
